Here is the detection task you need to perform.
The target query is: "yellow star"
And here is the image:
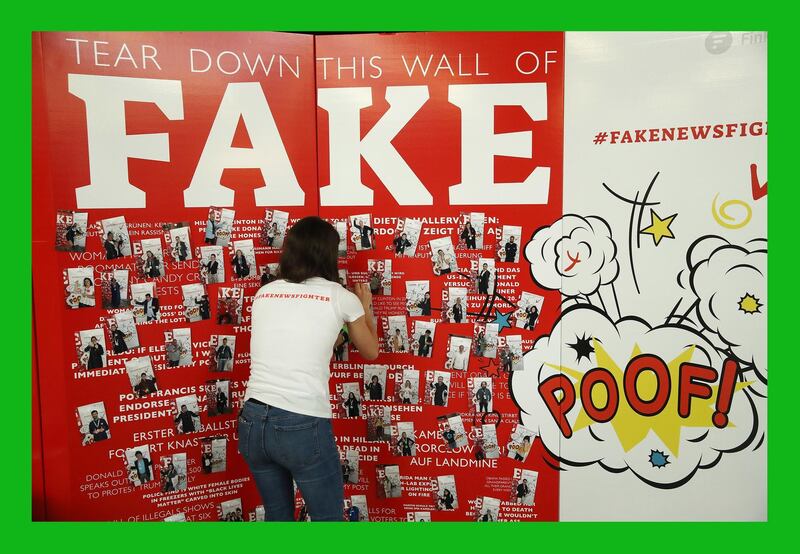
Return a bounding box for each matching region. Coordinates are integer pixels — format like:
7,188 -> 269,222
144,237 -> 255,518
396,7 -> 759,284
641,210 -> 677,246
738,293 -> 763,314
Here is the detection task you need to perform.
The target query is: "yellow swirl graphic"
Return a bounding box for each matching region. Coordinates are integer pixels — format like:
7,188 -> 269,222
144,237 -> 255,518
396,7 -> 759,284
712,194 -> 752,229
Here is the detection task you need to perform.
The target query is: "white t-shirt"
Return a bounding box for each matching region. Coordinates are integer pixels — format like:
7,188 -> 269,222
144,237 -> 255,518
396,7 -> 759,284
245,277 -> 365,418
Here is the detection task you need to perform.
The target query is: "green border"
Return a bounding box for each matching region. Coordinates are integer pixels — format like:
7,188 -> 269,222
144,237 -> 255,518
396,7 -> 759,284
14,0 -> 793,549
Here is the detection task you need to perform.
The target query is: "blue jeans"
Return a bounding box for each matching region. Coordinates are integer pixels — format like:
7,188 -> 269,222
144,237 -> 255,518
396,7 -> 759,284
237,400 -> 344,521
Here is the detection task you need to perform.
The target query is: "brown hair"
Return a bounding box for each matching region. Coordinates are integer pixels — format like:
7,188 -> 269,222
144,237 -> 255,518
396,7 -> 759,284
278,216 -> 339,283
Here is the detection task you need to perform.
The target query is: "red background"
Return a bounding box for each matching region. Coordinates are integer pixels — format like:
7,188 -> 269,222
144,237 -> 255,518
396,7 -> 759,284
32,31 -> 563,521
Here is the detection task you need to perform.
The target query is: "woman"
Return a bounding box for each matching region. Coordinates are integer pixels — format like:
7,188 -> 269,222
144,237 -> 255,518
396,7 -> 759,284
84,336 -> 104,369
174,237 -> 188,261
232,249 -> 250,278
400,380 -> 413,404
79,277 -> 95,308
333,327 -> 349,361
343,392 -> 360,418
461,221 -> 476,249
144,251 -> 161,278
476,330 -> 487,357
366,374 -> 382,400
110,276 -> 122,308
110,323 -> 128,354
238,216 -> 379,521
513,435 -> 532,462
267,222 -> 279,247
353,218 -> 372,249
439,489 -> 455,510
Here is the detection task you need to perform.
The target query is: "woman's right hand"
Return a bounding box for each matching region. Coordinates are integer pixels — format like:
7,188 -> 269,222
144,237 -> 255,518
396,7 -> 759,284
353,282 -> 373,308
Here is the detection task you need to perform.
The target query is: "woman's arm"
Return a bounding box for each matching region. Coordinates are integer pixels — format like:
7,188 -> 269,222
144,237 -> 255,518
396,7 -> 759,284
347,283 -> 380,360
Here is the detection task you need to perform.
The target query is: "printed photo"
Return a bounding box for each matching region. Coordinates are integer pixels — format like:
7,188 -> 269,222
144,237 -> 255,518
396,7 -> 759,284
474,258 -> 496,295
108,310 -> 140,354
160,453 -> 188,493
512,468 -> 539,506
251,506 -> 265,522
164,223 -> 192,262
498,224 -> 522,263
426,370 -> 450,407
367,259 -> 391,295
331,219 -> 348,258
100,269 -> 130,309
164,513 -> 186,522
458,212 -> 484,250
125,446 -> 154,486
429,237 -> 458,275
341,448 -> 360,484
339,382 -> 362,418
392,421 -> 416,456
474,423 -> 501,459
349,214 -> 375,251
438,413 -> 468,450
199,245 -> 225,284
407,512 -> 431,522
405,280 -> 431,316
56,210 -> 88,251
442,286 -> 468,323
260,263 -> 280,286
366,405 -> 391,442
182,283 -> 209,322
507,424 -> 537,463
385,315 -> 409,353
231,239 -> 257,279
206,380 -> 231,416
475,496 -> 501,522
333,324 -> 350,362
164,328 -> 192,367
376,464 -> 402,499
364,364 -> 388,401
337,268 -> 348,288
201,436 -> 227,474
470,378 -> 493,413
445,335 -> 472,371
65,267 -> 95,309
125,356 -> 157,397
393,218 -> 422,256
131,282 -> 160,323
205,207 -> 235,247
77,328 -> 106,370
220,498 -> 244,521
262,209 -> 289,248
210,334 -> 236,372
411,320 -> 436,358
394,368 -> 420,404
433,475 -> 458,510
217,287 -> 243,325
474,323 -> 499,358
505,335 -> 524,371
76,401 -> 110,445
135,237 -> 165,279
348,495 -> 369,522
172,394 -> 202,434
516,291 -> 544,330
101,216 -> 132,259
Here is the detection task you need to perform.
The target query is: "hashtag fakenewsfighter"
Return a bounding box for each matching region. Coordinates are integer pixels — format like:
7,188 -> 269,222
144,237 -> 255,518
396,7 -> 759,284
593,131 -> 607,145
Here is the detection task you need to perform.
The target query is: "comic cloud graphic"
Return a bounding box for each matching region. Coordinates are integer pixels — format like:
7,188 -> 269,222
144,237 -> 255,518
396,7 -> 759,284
513,215 -> 766,488
524,214 -> 621,318
675,236 -> 767,386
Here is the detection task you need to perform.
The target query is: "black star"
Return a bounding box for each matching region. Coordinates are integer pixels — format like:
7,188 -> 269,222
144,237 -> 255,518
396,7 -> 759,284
568,333 -> 594,363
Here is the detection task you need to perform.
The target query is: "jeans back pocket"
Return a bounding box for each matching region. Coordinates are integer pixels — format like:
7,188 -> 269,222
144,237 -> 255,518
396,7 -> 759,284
272,418 -> 320,468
